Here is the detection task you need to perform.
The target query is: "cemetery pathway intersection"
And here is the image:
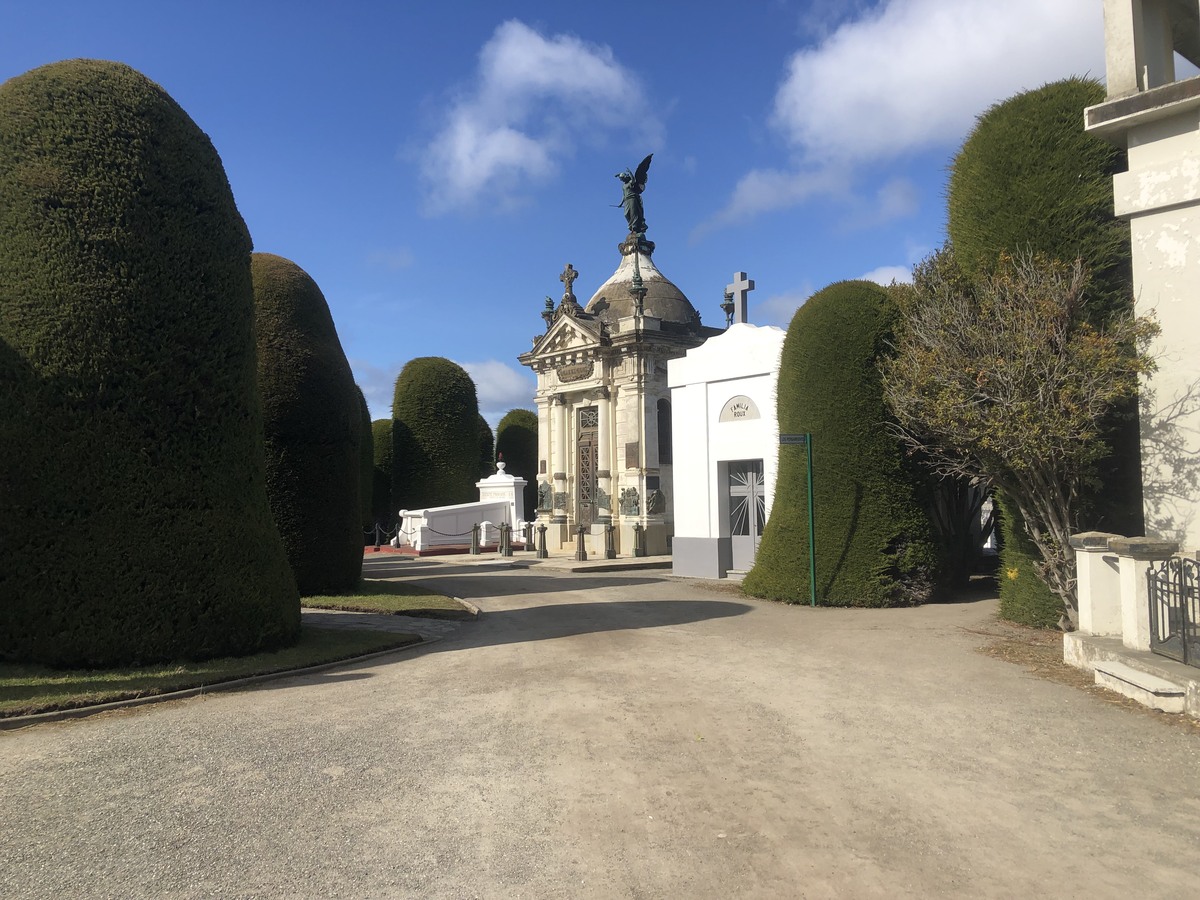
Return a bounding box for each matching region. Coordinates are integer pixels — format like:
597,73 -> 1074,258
2,556 -> 1199,898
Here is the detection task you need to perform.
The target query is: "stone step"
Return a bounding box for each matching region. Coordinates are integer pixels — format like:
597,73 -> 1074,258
1093,659 -> 1186,713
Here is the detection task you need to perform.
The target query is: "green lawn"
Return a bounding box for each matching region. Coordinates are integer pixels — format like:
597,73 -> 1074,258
301,578 -> 470,617
0,626 -> 420,719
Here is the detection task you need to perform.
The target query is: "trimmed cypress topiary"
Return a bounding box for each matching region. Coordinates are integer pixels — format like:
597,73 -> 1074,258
253,252 -> 363,595
391,358 -> 481,511
948,78 -> 1130,318
478,414 -> 495,478
947,77 -> 1138,626
495,408 -> 538,517
356,387 -> 374,532
0,59 -> 298,666
371,418 -> 393,526
743,281 -> 941,606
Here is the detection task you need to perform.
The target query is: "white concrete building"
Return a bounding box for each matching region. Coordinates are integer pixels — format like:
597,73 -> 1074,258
1086,0 -> 1200,548
669,322 -> 786,579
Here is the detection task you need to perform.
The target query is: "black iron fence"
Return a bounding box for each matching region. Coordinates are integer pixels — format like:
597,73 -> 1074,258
1148,556 -> 1200,667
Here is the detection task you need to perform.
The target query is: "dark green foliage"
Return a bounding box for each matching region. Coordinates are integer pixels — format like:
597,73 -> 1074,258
0,60 -> 298,666
496,408 -> 539,518
371,418 -> 393,525
391,357 -> 481,510
994,496 -> 1063,628
253,252 -> 363,596
947,77 -> 1140,624
478,415 -> 495,478
743,281 -> 941,606
948,77 -> 1130,319
356,388 -> 374,531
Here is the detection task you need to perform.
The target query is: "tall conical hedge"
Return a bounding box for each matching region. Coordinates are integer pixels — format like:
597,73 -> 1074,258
253,252 -> 363,595
371,418 -> 393,526
0,59 -> 298,665
356,387 -> 374,531
743,281 -> 941,606
478,414 -> 495,478
392,358 -> 481,511
496,408 -> 538,517
947,77 -> 1138,625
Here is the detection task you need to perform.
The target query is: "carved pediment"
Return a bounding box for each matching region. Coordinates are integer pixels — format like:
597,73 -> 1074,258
531,314 -> 603,358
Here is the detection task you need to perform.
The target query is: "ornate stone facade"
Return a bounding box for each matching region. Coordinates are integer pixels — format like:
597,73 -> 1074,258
518,243 -> 720,554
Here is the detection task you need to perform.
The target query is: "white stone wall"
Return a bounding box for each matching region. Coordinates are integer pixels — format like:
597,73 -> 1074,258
668,323 -> 786,575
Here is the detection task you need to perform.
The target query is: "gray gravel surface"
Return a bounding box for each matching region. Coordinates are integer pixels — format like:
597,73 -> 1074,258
3,556 -> 1199,899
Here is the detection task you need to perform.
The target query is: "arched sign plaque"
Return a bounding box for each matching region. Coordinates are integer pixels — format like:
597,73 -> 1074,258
719,395 -> 760,422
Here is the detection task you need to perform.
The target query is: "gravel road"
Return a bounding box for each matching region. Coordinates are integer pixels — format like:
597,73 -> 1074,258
2,556 -> 1198,899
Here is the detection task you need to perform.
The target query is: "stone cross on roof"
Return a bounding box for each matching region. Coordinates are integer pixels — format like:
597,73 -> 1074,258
560,263 -> 579,303
726,271 -> 754,324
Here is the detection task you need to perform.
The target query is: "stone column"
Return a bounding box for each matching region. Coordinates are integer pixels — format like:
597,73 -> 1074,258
551,394 -> 568,524
596,388 -> 612,525
1110,536 -> 1179,651
1070,532 -> 1122,636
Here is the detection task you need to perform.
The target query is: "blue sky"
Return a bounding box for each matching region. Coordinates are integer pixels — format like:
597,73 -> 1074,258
1,1 -> 1107,425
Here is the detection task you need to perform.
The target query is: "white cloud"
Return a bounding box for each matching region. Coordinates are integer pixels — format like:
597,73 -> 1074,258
422,20 -> 659,214
772,0 -> 1103,165
753,287 -> 813,328
703,0 -> 1103,233
458,359 -> 536,425
857,264 -> 913,286
692,166 -> 848,241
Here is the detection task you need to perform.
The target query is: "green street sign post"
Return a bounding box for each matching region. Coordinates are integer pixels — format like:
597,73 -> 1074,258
780,433 -> 816,606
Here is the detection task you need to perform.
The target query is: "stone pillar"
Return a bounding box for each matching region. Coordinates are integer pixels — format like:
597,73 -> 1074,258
596,388 -> 612,525
1070,532 -> 1123,636
551,394 -> 568,524
1110,536 -> 1179,651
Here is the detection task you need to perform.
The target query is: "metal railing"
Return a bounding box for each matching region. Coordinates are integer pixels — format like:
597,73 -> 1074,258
1148,556 -> 1200,667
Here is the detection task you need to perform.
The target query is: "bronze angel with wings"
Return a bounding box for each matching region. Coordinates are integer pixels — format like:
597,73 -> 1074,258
615,153 -> 653,236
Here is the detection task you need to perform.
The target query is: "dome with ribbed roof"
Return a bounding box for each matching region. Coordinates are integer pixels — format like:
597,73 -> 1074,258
584,238 -> 702,330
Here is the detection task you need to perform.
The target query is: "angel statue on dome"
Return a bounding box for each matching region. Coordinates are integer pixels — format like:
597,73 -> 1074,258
615,153 -> 653,236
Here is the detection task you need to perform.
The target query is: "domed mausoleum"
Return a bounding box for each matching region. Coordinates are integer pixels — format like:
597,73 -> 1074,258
518,234 -> 721,555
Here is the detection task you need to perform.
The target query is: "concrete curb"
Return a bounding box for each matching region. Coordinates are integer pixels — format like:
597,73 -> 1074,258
1,597 -> 481,732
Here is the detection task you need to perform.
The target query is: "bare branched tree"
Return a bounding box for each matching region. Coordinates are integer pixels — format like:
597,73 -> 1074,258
880,248 -> 1157,627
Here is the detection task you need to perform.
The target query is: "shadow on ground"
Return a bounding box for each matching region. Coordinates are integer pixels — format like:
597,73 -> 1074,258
422,598 -> 752,652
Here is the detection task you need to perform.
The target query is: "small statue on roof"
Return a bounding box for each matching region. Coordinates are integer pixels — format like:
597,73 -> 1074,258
616,153 -> 653,237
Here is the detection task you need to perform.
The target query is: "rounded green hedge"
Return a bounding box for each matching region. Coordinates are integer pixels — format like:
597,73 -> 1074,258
253,252 -> 363,595
391,358 -> 481,511
371,418 -> 393,526
0,60 -> 298,666
478,414 -> 495,479
743,280 -> 941,606
947,77 -> 1138,626
356,387 -> 374,531
495,408 -> 538,518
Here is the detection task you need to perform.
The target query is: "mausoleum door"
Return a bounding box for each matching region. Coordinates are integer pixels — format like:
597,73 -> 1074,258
576,407 -> 599,528
729,459 -> 765,570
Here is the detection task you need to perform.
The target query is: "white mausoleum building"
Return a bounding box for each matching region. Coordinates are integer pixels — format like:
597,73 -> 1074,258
669,321 -> 786,578
1086,0 -> 1200,548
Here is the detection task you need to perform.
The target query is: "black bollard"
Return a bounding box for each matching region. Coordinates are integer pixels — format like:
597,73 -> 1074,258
633,522 -> 647,557
604,523 -> 616,559
500,522 -> 513,557
536,524 -> 548,559
574,524 -> 588,561
470,523 -> 481,555
525,521 -> 536,552
374,523 -> 382,551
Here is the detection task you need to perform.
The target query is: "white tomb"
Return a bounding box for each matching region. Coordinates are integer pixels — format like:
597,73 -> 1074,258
669,320 -> 786,578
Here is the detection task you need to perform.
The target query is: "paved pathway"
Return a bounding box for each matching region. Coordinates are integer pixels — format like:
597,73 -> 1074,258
301,608 -> 467,642
3,557 -> 1199,898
